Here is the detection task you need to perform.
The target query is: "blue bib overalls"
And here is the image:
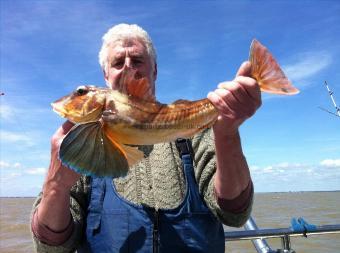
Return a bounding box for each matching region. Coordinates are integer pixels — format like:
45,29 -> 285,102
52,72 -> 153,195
78,140 -> 225,253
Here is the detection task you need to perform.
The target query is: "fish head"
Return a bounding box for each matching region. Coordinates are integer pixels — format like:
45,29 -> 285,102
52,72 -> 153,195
52,85 -> 107,123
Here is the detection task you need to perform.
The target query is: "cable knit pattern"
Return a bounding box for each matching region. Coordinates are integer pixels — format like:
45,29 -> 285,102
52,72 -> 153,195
113,142 -> 185,209
31,128 -> 252,252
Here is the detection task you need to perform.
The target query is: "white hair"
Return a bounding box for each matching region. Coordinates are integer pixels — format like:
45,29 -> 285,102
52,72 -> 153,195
98,24 -> 157,73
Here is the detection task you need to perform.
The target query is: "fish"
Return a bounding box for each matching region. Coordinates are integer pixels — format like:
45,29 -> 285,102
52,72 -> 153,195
52,39 -> 299,177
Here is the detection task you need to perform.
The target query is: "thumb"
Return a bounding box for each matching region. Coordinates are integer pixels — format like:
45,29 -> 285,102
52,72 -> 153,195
236,61 -> 252,77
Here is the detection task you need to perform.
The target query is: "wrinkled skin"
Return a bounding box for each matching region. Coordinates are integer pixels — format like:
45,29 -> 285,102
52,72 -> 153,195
104,38 -> 157,100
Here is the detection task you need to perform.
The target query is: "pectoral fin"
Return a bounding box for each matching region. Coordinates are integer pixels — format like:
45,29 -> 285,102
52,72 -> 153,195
103,126 -> 144,166
59,122 -> 129,177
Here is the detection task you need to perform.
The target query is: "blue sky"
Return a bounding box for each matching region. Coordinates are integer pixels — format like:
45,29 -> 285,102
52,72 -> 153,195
1,1 -> 339,196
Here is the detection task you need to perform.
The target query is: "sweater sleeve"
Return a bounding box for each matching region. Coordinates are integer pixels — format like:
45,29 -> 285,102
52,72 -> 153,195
191,128 -> 253,227
30,176 -> 91,253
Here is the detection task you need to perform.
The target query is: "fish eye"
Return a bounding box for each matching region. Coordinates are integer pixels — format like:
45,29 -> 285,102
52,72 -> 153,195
75,86 -> 89,96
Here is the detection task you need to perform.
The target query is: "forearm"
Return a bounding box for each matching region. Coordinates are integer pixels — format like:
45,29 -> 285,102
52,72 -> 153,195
191,128 -> 253,227
31,191 -> 85,253
31,177 -> 90,252
32,121 -> 82,248
32,205 -> 74,246
32,165 -> 76,246
213,130 -> 251,200
38,182 -> 73,231
37,150 -> 79,231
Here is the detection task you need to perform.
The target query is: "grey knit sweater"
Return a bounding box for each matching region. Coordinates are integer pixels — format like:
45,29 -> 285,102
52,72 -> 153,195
31,128 -> 253,253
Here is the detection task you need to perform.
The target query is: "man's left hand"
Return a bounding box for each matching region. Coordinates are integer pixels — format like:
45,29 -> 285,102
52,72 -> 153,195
207,61 -> 261,137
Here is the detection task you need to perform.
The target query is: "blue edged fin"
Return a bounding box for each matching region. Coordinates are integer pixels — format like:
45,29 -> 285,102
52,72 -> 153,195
59,121 -> 129,177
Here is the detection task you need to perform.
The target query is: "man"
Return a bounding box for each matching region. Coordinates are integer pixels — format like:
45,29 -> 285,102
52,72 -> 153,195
31,24 -> 260,252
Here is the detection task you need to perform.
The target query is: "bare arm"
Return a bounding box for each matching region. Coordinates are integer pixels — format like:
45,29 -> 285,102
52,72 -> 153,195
35,121 -> 80,233
208,61 -> 261,200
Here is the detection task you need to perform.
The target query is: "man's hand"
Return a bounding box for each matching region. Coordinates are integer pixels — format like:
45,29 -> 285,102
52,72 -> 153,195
37,121 -> 80,231
209,61 -> 260,201
207,61 -> 261,137
47,121 -> 80,191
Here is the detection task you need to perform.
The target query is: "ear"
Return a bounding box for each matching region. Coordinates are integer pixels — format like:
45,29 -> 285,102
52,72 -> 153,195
103,69 -> 108,82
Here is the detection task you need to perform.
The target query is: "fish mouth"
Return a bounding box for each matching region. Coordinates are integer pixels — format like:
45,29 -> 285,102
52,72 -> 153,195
51,101 -> 68,118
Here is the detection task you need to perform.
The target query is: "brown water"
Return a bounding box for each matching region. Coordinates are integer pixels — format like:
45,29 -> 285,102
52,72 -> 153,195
224,192 -> 340,253
0,192 -> 339,253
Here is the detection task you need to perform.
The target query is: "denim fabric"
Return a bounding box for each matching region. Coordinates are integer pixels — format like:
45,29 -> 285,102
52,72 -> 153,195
78,154 -> 224,253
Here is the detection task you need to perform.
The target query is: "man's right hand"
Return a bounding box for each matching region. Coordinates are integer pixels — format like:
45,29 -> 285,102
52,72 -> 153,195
36,121 -> 80,231
48,121 -> 80,190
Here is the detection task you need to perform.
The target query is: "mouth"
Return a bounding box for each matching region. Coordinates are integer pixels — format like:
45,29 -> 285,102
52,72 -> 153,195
51,101 -> 67,117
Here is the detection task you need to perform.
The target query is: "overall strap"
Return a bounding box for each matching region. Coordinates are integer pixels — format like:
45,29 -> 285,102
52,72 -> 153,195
175,138 -> 195,179
175,138 -> 202,213
88,177 -> 106,211
175,138 -> 194,160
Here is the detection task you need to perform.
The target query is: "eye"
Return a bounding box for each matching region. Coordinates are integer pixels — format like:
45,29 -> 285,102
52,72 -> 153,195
132,58 -> 144,65
112,60 -> 124,69
75,86 -> 89,96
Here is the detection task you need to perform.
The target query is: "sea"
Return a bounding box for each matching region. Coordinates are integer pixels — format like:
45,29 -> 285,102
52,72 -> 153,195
0,191 -> 339,253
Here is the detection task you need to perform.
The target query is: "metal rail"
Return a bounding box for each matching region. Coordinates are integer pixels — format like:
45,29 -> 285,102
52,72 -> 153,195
224,216 -> 340,253
225,224 -> 340,241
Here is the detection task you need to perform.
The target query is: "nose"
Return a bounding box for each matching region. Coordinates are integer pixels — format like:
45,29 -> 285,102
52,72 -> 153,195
124,58 -> 134,69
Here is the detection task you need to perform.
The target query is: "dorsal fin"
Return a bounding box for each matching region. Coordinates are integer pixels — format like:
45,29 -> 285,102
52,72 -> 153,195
119,69 -> 155,102
126,77 -> 155,102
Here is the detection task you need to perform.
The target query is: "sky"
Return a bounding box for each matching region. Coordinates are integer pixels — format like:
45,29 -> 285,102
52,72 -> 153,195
0,1 -> 339,197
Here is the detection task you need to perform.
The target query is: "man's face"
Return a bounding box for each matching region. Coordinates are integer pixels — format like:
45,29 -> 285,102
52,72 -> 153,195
104,38 -> 157,98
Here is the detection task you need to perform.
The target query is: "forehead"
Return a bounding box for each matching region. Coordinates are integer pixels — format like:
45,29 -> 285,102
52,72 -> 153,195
108,38 -> 148,58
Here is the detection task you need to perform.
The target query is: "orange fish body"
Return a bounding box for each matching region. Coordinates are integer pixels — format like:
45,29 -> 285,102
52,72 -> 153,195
52,40 -> 299,177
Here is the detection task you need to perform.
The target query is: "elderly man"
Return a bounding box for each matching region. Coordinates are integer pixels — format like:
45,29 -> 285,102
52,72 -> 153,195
31,24 -> 259,253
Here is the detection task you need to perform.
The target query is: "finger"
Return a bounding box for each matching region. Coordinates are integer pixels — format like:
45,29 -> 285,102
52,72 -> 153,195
234,76 -> 261,104
61,121 -> 75,135
214,88 -> 254,118
219,77 -> 260,104
236,61 -> 251,77
216,81 -> 261,117
207,91 -> 234,117
219,77 -> 256,91
218,81 -> 250,105
214,88 -> 240,111
217,81 -> 233,90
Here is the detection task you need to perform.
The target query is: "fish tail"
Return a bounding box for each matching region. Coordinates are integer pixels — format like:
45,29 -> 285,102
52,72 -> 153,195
249,39 -> 299,95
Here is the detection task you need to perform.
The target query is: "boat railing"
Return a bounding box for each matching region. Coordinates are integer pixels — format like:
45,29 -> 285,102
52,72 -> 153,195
224,216 -> 340,253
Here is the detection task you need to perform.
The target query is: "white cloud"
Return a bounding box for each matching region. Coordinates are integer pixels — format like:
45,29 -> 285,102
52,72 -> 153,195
26,167 -> 47,175
320,159 -> 340,168
0,161 -> 47,176
0,161 -> 47,196
9,172 -> 22,178
0,99 -> 52,123
0,161 -> 21,169
0,161 -> 10,168
283,51 -> 332,87
0,130 -> 34,145
0,104 -> 14,121
13,162 -> 21,168
250,160 -> 340,192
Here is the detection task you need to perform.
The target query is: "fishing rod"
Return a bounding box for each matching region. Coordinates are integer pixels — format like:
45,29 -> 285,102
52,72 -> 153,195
318,81 -> 340,118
